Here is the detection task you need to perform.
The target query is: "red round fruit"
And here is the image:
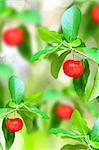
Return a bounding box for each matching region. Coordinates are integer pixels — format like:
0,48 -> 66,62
6,118 -> 23,132
92,5 -> 99,24
56,104 -> 74,120
3,28 -> 24,46
63,60 -> 84,78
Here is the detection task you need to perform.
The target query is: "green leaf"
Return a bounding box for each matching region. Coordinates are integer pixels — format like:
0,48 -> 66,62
73,59 -> 90,97
18,108 -> 36,133
2,118 -> 15,149
71,110 -> 90,135
61,144 -> 87,150
90,118 -> 99,142
18,25 -> 33,61
70,39 -> 81,47
89,67 -> 99,101
30,107 -> 49,119
0,108 -> 7,118
24,92 -> 42,104
78,48 -> 99,64
31,43 -> 63,62
49,128 -> 82,140
51,50 -> 71,79
14,10 -> 41,24
8,101 -> 19,108
89,140 -> 99,149
9,75 -> 24,104
38,27 -> 63,43
0,64 -> 14,77
50,102 -> 61,128
61,6 -> 81,42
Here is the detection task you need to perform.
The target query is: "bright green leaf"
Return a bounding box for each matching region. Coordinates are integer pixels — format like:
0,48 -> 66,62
38,27 -> 63,43
90,118 -> 99,142
71,110 -> 90,135
18,25 -> 33,61
30,107 -> 49,119
25,105 -> 49,119
51,50 -> 71,79
31,44 -> 64,62
9,76 -> 24,104
2,118 -> 15,149
0,64 -> 14,77
70,39 -> 81,47
73,59 -> 90,97
49,128 -> 82,140
61,144 -> 87,150
8,101 -> 19,108
61,6 -> 81,42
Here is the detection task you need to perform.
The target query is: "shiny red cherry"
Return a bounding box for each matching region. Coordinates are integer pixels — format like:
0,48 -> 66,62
63,60 -> 84,78
3,28 -> 24,46
6,118 -> 23,132
92,5 -> 99,24
56,104 -> 74,120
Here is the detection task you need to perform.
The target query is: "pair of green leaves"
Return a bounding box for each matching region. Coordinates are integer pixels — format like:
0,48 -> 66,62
62,6 -> 99,64
50,110 -> 90,140
31,5 -> 81,62
37,5 -> 81,44
50,110 -> 99,149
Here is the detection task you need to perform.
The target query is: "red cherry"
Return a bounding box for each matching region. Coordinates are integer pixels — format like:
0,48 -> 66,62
6,118 -> 23,132
3,28 -> 24,46
63,60 -> 84,78
56,104 -> 74,120
92,5 -> 99,24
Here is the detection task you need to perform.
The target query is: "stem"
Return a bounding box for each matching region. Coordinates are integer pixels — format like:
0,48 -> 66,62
62,42 -> 97,63
63,42 -> 87,57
